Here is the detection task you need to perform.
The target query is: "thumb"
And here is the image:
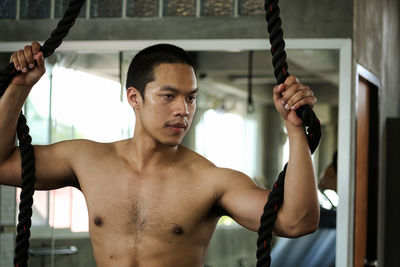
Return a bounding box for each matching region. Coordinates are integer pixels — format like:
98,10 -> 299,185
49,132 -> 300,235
273,83 -> 285,103
34,52 -> 46,73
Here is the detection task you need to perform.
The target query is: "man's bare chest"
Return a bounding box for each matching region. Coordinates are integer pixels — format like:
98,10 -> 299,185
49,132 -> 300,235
78,166 -> 221,241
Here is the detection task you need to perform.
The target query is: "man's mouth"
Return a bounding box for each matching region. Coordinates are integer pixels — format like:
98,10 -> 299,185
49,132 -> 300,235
166,122 -> 187,132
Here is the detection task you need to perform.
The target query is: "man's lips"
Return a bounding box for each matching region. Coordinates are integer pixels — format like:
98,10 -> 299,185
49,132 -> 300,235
169,123 -> 186,128
166,123 -> 187,131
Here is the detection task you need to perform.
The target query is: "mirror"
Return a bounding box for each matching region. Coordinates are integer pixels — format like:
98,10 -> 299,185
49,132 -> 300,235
4,45 -> 339,266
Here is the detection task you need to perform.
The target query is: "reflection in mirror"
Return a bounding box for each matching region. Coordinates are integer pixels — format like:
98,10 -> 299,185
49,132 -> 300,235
6,47 -> 338,267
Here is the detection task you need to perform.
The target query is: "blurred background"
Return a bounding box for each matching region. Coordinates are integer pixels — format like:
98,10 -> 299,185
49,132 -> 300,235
0,0 -> 399,267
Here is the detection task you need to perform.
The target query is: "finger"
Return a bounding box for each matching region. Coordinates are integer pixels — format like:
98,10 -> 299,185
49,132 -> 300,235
285,88 -> 314,110
35,52 -> 46,74
16,50 -> 28,73
281,83 -> 303,104
24,45 -> 35,70
10,53 -> 21,71
31,42 -> 41,56
273,83 -> 286,95
290,96 -> 317,111
283,75 -> 298,88
9,53 -> 14,63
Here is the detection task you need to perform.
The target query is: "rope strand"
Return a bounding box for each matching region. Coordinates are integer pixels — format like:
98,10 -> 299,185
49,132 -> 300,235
256,1 -> 322,266
0,1 -> 320,266
0,1 -> 85,266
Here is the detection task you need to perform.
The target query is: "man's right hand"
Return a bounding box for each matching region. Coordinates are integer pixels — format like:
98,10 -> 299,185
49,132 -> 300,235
9,42 -> 46,89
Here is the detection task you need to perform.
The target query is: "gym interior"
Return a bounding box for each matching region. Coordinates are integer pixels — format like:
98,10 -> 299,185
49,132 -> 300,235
0,0 -> 399,266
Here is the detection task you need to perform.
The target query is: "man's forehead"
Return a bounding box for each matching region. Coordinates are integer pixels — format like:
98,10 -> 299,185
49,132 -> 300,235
152,63 -> 197,90
153,63 -> 195,75
159,86 -> 199,94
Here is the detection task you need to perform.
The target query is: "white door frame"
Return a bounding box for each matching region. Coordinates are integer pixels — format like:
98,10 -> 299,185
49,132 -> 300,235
0,38 -> 354,267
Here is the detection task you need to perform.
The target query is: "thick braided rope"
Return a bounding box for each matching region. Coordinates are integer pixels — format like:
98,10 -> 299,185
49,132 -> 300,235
256,1 -> 322,266
0,1 -> 85,266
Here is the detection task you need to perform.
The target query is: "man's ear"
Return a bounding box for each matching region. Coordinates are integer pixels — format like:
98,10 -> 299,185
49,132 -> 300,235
126,86 -> 143,110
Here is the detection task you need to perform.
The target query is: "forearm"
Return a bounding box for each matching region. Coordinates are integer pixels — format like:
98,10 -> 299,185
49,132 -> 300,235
279,121 -> 319,235
0,84 -> 32,163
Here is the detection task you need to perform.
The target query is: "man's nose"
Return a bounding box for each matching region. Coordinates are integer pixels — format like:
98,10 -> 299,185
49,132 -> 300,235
173,97 -> 189,117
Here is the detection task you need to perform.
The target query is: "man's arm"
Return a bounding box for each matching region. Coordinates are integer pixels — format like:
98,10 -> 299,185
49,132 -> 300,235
0,42 -> 79,190
217,75 -> 319,238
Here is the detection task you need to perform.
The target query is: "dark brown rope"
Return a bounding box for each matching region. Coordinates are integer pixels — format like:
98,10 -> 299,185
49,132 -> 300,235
0,1 -> 85,266
256,1 -> 322,266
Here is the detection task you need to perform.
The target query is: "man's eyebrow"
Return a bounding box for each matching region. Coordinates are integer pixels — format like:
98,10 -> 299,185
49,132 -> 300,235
190,88 -> 199,94
159,86 -> 199,94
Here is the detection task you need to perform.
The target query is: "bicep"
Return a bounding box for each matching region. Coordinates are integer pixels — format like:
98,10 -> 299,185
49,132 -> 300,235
218,170 -> 306,237
0,141 -> 80,190
217,169 -> 270,232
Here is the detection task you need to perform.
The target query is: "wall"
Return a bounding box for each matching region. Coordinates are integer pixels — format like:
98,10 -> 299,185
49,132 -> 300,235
0,186 -> 16,266
28,237 -> 96,267
0,53 -> 16,267
0,0 -> 352,42
353,0 -> 400,266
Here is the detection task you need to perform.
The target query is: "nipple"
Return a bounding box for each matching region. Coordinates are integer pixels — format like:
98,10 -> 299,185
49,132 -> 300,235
94,216 -> 104,226
173,225 -> 183,235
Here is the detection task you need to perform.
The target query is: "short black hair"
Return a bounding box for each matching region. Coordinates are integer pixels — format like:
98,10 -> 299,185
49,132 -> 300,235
125,43 -> 196,101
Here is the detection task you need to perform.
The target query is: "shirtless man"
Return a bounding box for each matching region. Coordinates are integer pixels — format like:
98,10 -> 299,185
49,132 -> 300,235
0,42 -> 319,266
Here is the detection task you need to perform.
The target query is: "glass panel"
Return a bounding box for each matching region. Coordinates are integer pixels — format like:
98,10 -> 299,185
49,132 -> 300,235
127,0 -> 159,17
16,189 -> 49,226
49,188 -> 72,229
163,0 -> 195,17
90,0 -> 123,18
51,61 -> 133,143
71,187 -> 89,232
0,0 -> 16,19
26,74 -> 51,145
55,0 -> 87,18
239,0 -> 264,16
201,0 -> 233,16
196,110 -> 257,177
20,0 -> 51,19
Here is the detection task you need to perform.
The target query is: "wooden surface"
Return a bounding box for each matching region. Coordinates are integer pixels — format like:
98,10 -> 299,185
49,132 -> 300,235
354,76 -> 370,267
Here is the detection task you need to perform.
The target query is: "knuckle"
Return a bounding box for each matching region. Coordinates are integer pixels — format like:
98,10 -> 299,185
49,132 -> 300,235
17,50 -> 24,55
286,75 -> 295,84
33,43 -> 41,52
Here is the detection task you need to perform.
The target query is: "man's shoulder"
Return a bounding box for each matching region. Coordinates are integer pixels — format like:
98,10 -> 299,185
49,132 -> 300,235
178,146 -> 248,181
177,145 -> 215,169
63,138 -> 115,150
50,139 -> 119,160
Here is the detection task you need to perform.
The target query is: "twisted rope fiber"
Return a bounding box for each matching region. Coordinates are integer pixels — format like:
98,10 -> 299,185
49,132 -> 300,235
256,0 -> 322,266
0,1 -> 85,266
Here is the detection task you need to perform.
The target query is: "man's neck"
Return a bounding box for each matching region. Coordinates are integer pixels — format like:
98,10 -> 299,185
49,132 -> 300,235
123,134 -> 181,172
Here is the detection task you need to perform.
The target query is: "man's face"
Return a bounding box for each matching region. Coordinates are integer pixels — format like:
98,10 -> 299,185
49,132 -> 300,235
136,63 -> 198,146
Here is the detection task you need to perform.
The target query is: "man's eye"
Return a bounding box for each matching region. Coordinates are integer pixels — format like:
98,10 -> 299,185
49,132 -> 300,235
187,96 -> 196,102
164,94 -> 174,99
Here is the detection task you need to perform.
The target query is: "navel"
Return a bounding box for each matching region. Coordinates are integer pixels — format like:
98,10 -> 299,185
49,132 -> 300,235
94,216 -> 104,227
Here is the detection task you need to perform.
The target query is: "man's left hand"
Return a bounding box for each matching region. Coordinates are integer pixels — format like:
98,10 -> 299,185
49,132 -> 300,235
273,75 -> 317,127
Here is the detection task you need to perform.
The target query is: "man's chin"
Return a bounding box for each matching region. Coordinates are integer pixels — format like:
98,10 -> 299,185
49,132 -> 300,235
161,142 -> 180,147
159,139 -> 181,147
